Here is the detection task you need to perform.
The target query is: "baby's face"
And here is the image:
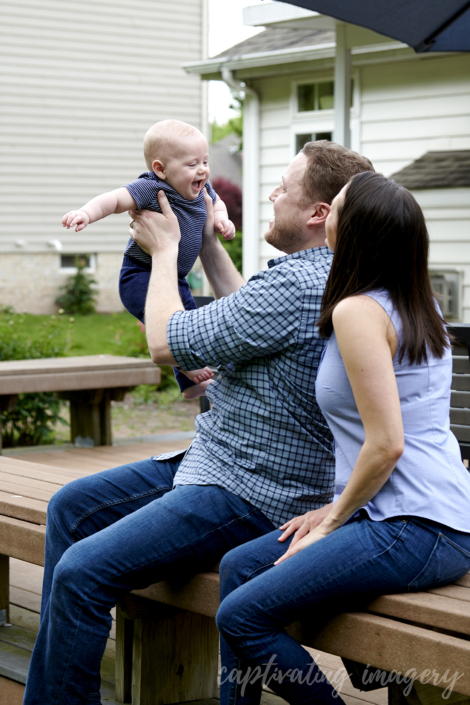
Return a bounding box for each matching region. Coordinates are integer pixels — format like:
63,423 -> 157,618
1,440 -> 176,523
161,134 -> 210,201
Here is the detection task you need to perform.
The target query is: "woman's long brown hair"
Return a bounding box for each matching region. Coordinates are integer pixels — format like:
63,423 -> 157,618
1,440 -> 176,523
317,171 -> 450,364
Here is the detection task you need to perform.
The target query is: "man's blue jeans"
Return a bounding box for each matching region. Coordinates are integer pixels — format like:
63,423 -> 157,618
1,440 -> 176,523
23,456 -> 275,705
217,513 -> 470,705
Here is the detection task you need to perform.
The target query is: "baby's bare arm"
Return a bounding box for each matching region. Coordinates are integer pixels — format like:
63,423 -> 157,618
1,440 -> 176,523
213,196 -> 227,217
213,196 -> 236,240
62,188 -> 137,232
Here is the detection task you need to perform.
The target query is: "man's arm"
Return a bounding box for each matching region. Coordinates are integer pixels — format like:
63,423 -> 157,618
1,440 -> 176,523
213,197 -> 236,241
130,190 -> 304,371
129,192 -> 182,366
62,187 -> 136,232
199,191 -> 245,299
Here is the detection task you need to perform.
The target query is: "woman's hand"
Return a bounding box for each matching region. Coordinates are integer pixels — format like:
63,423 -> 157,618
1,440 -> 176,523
129,191 -> 180,257
278,503 -> 333,547
275,521 -> 333,565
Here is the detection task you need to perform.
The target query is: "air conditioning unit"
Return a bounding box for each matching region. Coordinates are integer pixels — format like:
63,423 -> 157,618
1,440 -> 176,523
430,271 -> 460,320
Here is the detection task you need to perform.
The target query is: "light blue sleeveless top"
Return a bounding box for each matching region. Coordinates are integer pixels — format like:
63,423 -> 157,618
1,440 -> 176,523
315,289 -> 470,532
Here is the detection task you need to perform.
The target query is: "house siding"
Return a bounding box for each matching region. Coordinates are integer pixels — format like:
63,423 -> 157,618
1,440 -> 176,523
251,53 -> 470,298
0,0 -> 205,312
413,189 -> 470,323
360,54 -> 470,176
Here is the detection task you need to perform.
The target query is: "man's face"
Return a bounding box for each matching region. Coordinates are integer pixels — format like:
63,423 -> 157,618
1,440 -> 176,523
265,152 -> 309,254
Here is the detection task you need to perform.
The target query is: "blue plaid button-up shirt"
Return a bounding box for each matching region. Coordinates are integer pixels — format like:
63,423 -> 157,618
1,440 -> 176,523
164,246 -> 335,528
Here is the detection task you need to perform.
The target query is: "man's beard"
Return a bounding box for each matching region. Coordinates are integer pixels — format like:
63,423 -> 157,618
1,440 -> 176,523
264,215 -> 304,253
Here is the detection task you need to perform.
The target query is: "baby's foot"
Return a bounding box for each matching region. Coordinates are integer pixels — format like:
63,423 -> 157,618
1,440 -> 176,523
182,379 -> 213,400
180,367 -> 214,384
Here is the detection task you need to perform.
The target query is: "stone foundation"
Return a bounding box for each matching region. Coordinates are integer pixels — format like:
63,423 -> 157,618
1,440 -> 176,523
0,253 -> 125,314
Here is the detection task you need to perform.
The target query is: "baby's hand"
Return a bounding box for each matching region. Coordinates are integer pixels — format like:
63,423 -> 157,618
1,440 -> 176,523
62,210 -> 90,232
215,217 -> 236,241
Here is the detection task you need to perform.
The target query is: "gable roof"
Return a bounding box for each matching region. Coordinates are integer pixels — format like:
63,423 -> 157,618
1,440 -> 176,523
391,151 -> 470,189
214,27 -> 335,59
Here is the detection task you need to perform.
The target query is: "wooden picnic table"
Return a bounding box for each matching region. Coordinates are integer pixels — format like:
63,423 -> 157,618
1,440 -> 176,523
0,355 -> 160,450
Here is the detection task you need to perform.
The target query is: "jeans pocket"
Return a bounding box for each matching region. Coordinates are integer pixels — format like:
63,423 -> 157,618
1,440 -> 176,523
408,533 -> 470,592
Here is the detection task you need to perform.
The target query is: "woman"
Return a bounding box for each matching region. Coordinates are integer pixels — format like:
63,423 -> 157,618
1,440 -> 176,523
216,171 -> 470,705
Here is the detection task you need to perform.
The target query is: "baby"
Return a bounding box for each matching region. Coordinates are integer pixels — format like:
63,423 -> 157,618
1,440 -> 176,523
62,120 -> 235,398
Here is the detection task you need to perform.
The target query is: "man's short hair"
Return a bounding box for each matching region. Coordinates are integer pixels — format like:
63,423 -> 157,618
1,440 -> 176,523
300,140 -> 374,205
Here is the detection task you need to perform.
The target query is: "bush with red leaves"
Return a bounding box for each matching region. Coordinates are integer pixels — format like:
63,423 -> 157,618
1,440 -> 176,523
212,177 -> 242,231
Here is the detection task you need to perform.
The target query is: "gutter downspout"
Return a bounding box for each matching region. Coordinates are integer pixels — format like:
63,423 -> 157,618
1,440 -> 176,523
222,68 -> 260,280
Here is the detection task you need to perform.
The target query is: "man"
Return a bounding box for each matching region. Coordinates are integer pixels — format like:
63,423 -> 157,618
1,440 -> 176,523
24,142 -> 373,705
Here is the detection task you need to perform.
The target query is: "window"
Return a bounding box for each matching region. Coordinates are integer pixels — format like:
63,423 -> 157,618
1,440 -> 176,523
295,132 -> 332,153
297,80 -> 354,112
60,254 -> 96,272
430,271 -> 460,320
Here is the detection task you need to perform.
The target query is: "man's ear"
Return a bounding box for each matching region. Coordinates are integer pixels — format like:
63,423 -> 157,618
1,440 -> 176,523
152,159 -> 166,180
307,202 -> 330,226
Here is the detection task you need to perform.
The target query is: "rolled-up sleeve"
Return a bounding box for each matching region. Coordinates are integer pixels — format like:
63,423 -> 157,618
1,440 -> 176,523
168,267 -> 303,370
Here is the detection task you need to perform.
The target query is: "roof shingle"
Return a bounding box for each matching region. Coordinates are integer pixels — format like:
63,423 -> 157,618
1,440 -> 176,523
391,151 -> 470,189
213,27 -> 334,59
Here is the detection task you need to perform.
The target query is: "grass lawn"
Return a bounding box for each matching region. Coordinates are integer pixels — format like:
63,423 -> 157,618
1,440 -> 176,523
0,308 -> 200,445
2,310 -> 149,358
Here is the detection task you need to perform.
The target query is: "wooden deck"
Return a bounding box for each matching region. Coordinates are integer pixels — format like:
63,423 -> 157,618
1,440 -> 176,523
0,439 -> 388,705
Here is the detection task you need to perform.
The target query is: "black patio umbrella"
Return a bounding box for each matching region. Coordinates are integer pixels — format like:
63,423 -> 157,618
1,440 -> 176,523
284,0 -> 470,52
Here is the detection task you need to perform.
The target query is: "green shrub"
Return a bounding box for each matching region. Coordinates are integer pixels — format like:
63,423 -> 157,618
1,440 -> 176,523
2,393 -> 67,448
0,311 -> 70,447
221,230 -> 243,273
56,256 -> 98,315
111,320 -> 178,400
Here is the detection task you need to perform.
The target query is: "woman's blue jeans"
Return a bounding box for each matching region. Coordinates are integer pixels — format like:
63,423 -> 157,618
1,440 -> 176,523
217,513 -> 470,705
23,456 -> 274,705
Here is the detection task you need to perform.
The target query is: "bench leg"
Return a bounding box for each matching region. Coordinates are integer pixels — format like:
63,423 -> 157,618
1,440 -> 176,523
60,389 -> 112,446
131,608 -> 219,705
0,553 -> 10,625
116,603 -> 134,703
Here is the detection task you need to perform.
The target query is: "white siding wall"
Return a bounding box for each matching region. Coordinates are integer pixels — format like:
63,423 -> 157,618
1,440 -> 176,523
360,55 -> 470,176
0,0 -> 204,256
414,189 -> 470,323
252,53 -> 470,277
257,77 -> 292,269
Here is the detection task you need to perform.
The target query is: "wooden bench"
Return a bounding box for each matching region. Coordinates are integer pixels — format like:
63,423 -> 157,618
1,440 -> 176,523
449,324 -> 470,460
0,355 -> 160,449
0,455 -> 469,705
1,336 -> 470,705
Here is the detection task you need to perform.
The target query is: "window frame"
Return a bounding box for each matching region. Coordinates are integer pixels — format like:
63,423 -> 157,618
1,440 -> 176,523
290,71 -> 361,156
59,253 -> 97,274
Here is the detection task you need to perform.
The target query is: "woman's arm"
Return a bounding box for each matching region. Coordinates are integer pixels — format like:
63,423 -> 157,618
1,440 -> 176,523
276,294 -> 404,564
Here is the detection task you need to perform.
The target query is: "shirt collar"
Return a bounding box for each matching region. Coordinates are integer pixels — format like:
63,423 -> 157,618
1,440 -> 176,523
143,171 -> 204,206
267,246 -> 332,269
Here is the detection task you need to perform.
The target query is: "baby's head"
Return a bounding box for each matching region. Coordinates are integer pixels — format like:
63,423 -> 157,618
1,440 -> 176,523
143,120 -> 210,201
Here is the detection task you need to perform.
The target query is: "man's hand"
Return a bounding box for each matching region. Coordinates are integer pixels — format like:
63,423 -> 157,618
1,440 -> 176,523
130,191 -> 181,257
278,503 -> 333,547
215,217 -> 236,241
62,210 -> 90,232
201,190 -> 218,249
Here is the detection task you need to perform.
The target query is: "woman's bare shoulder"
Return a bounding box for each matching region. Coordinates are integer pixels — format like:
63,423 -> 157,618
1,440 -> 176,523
333,294 -> 389,324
